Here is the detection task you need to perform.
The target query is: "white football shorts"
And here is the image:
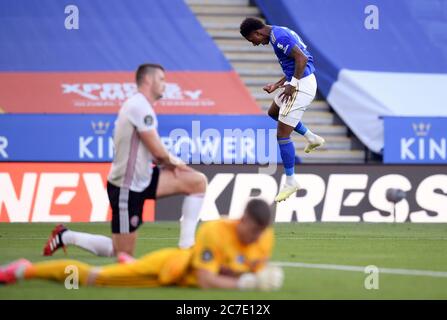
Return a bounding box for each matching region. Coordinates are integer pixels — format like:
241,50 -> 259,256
274,73 -> 317,128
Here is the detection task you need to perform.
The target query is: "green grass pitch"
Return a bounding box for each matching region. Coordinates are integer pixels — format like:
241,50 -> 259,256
1,222 -> 446,299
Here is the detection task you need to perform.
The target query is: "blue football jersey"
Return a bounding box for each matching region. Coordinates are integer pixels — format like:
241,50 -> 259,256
270,26 -> 315,81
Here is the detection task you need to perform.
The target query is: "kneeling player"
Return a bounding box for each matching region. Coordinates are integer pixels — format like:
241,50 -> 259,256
42,63 -> 207,258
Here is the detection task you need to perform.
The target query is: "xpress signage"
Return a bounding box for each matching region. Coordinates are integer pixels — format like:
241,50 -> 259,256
0,115 -> 279,164
0,72 -> 260,114
384,116 -> 447,164
0,163 -> 445,223
159,165 -> 447,223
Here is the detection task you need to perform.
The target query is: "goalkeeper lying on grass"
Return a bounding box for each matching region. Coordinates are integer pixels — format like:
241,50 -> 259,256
0,199 -> 284,291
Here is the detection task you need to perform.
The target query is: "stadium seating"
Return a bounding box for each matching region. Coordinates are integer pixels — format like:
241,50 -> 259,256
0,0 -> 271,166
408,0 -> 447,62
0,0 -> 229,71
0,0 -> 258,115
5,0 -> 446,161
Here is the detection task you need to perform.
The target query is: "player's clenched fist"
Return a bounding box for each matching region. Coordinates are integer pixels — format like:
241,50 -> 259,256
263,83 -> 279,93
237,265 -> 284,291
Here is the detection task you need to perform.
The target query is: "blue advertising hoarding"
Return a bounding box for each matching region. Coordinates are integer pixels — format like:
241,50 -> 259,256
0,114 -> 284,164
383,116 -> 447,164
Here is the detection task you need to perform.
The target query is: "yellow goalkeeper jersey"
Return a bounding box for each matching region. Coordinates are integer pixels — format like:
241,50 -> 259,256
179,219 -> 274,286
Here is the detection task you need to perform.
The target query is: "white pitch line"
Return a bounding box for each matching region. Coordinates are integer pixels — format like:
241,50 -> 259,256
273,237 -> 447,241
1,236 -> 447,241
1,235 -> 446,278
0,237 -> 179,240
272,261 -> 447,278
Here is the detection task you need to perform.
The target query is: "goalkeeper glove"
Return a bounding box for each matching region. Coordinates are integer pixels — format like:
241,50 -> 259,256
237,265 -> 284,291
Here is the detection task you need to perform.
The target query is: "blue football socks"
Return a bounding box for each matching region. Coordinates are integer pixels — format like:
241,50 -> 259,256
277,137 -> 295,176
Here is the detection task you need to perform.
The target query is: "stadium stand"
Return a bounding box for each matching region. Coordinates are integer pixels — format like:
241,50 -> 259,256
0,0 -> 230,71
0,0 -> 258,115
408,0 -> 447,63
5,0 -> 445,163
186,0 -> 366,163
255,0 -> 447,154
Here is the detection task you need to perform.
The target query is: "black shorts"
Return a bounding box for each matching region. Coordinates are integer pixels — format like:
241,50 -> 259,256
108,166 -> 160,234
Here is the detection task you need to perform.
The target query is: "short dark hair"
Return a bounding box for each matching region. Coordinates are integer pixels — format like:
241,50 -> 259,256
136,63 -> 164,86
240,17 -> 265,38
244,199 -> 273,227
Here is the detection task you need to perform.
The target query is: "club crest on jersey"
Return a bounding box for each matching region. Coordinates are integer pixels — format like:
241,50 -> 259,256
202,249 -> 213,262
144,115 -> 153,126
237,255 -> 245,264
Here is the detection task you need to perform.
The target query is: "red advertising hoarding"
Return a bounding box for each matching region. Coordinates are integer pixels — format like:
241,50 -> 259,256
0,163 -> 154,223
0,72 -> 260,114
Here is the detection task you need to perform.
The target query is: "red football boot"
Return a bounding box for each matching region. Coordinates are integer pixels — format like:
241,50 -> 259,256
43,224 -> 68,256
